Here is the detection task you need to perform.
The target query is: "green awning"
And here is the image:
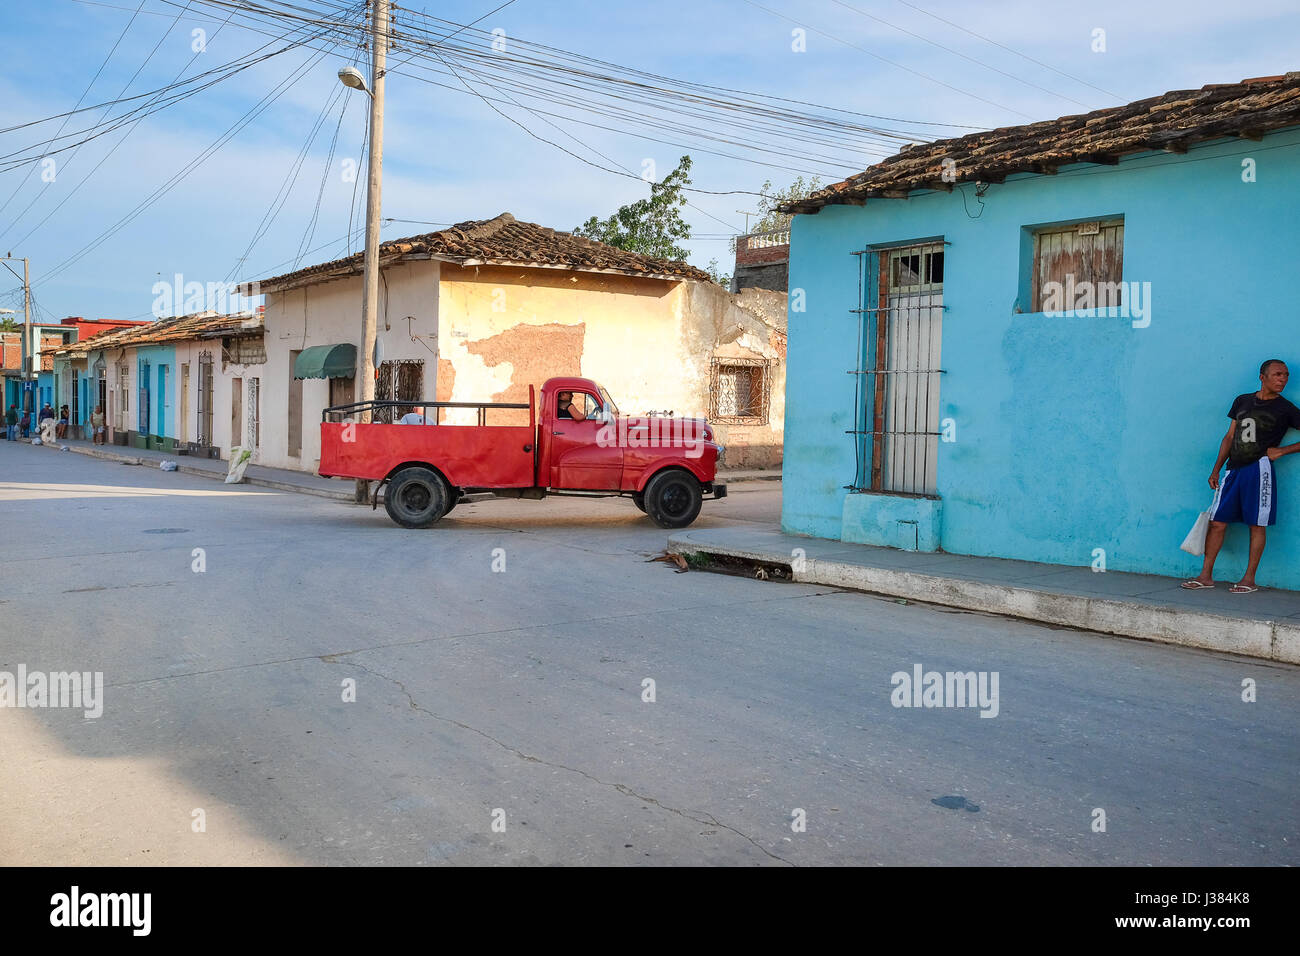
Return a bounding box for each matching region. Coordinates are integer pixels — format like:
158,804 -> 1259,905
293,343 -> 356,380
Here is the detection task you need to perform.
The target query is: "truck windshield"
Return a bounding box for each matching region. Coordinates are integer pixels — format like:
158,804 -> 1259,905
598,386 -> 619,419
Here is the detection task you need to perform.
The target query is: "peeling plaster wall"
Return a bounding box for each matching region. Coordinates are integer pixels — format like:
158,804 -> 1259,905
437,264 -> 787,467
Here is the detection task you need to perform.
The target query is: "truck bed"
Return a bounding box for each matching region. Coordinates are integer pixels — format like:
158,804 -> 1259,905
319,422 -> 536,487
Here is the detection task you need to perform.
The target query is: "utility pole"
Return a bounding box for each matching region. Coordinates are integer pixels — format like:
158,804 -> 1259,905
1,255 -> 31,408
359,0 -> 387,416
338,0 -> 389,501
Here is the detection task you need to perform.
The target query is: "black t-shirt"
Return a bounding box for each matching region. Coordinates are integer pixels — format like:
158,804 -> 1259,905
1226,392 -> 1300,469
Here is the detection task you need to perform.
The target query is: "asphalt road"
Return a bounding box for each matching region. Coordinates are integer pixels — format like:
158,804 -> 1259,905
2,441 -> 1296,865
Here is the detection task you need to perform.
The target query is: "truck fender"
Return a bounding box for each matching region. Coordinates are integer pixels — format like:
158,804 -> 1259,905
635,459 -> 710,492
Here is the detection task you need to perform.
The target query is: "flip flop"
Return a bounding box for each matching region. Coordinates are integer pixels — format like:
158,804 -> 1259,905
1180,580 -> 1215,589
1229,584 -> 1259,594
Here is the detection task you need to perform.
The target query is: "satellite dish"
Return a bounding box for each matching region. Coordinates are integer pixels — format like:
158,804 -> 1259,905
372,337 -> 384,369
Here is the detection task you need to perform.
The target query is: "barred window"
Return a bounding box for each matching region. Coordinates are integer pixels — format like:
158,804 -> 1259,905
374,359 -> 425,424
850,242 -> 945,496
710,358 -> 771,425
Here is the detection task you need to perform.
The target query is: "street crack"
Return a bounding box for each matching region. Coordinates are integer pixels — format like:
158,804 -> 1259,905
330,656 -> 794,865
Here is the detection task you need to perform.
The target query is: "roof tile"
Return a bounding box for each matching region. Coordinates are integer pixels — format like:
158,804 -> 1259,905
245,212 -> 711,291
786,73 -> 1300,211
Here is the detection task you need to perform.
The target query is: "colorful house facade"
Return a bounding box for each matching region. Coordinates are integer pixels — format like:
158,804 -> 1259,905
240,213 -> 788,474
780,74 -> 1300,589
51,312 -> 264,451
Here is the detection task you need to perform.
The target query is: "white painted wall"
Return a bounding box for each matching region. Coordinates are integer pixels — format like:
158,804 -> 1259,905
257,259 -> 440,471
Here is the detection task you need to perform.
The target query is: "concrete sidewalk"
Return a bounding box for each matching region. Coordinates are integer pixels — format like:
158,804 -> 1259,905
717,467 -> 781,483
667,526 -> 1300,664
29,438 -> 356,501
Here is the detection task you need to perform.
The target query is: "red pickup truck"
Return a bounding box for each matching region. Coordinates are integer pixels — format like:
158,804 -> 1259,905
319,376 -> 726,529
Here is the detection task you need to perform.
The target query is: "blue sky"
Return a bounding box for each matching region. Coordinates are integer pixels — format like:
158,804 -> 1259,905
0,0 -> 1296,319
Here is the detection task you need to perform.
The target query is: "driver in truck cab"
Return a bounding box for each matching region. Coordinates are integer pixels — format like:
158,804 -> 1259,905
556,391 -> 587,422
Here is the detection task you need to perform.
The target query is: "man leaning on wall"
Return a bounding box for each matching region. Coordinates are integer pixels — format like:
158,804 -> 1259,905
1184,359 -> 1300,593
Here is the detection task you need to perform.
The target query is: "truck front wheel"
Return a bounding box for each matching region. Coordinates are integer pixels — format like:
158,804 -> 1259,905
643,469 -> 703,529
384,466 -> 451,528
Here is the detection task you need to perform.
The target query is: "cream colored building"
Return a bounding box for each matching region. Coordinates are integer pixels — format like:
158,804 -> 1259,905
242,213 -> 786,474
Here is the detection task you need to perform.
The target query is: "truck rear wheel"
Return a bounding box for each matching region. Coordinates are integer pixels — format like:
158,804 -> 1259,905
643,469 -> 703,529
384,466 -> 451,528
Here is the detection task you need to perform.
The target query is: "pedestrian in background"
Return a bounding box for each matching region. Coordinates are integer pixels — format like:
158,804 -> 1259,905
56,405 -> 69,439
91,405 -> 106,444
5,403 -> 17,440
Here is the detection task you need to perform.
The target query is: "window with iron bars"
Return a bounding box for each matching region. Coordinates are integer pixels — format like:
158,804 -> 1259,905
115,360 -> 129,432
710,357 -> 771,425
197,351 -> 214,447
373,359 -> 425,424
138,360 -> 150,434
848,242 -> 945,496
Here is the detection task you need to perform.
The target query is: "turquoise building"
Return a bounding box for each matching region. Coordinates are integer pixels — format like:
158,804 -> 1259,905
780,74 -> 1300,590
133,343 -> 178,451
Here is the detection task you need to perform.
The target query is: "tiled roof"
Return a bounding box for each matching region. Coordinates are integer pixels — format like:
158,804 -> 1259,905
245,212 -> 711,291
50,312 -> 262,356
785,73 -> 1300,212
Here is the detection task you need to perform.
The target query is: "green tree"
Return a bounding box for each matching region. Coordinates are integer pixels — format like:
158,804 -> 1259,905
705,258 -> 731,289
0,317 -> 18,332
575,155 -> 693,262
739,175 -> 823,246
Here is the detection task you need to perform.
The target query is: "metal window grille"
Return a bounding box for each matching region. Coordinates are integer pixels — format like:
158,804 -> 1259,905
116,361 -> 129,431
373,359 -> 425,424
197,350 -> 214,446
247,377 -> 260,449
848,242 -> 945,496
710,357 -> 771,424
138,360 -> 150,433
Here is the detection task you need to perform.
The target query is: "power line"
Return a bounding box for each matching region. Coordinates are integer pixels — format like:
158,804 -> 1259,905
738,0 -> 1036,121
0,0 -> 148,219
891,0 -> 1124,101
5,1 -> 245,249
35,7 -> 362,286
826,0 -> 1100,111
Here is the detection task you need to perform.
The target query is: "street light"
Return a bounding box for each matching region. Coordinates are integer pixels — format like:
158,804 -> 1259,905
337,66 -> 372,97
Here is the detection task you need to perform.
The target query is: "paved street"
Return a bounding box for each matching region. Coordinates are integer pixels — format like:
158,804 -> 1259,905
2,441 -> 1297,866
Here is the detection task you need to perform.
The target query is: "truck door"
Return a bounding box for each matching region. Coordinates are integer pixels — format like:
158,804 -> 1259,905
548,389 -> 622,490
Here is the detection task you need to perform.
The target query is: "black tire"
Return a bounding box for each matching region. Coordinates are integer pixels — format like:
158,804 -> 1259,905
384,466 -> 451,528
632,493 -> 647,513
643,469 -> 703,529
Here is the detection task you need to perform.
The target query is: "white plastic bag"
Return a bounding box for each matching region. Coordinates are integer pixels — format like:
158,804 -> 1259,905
225,446 -> 252,484
1180,508 -> 1211,556
160,460 -> 178,472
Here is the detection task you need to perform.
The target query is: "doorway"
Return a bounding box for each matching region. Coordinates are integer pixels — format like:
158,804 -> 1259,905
180,363 -> 190,447
231,377 -> 243,449
288,351 -> 302,457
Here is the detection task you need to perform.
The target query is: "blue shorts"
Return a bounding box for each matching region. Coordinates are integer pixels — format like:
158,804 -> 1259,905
1211,457 -> 1277,526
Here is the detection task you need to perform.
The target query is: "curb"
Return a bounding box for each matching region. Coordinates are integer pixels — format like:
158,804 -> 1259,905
46,440 -> 356,503
667,532 -> 1300,665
